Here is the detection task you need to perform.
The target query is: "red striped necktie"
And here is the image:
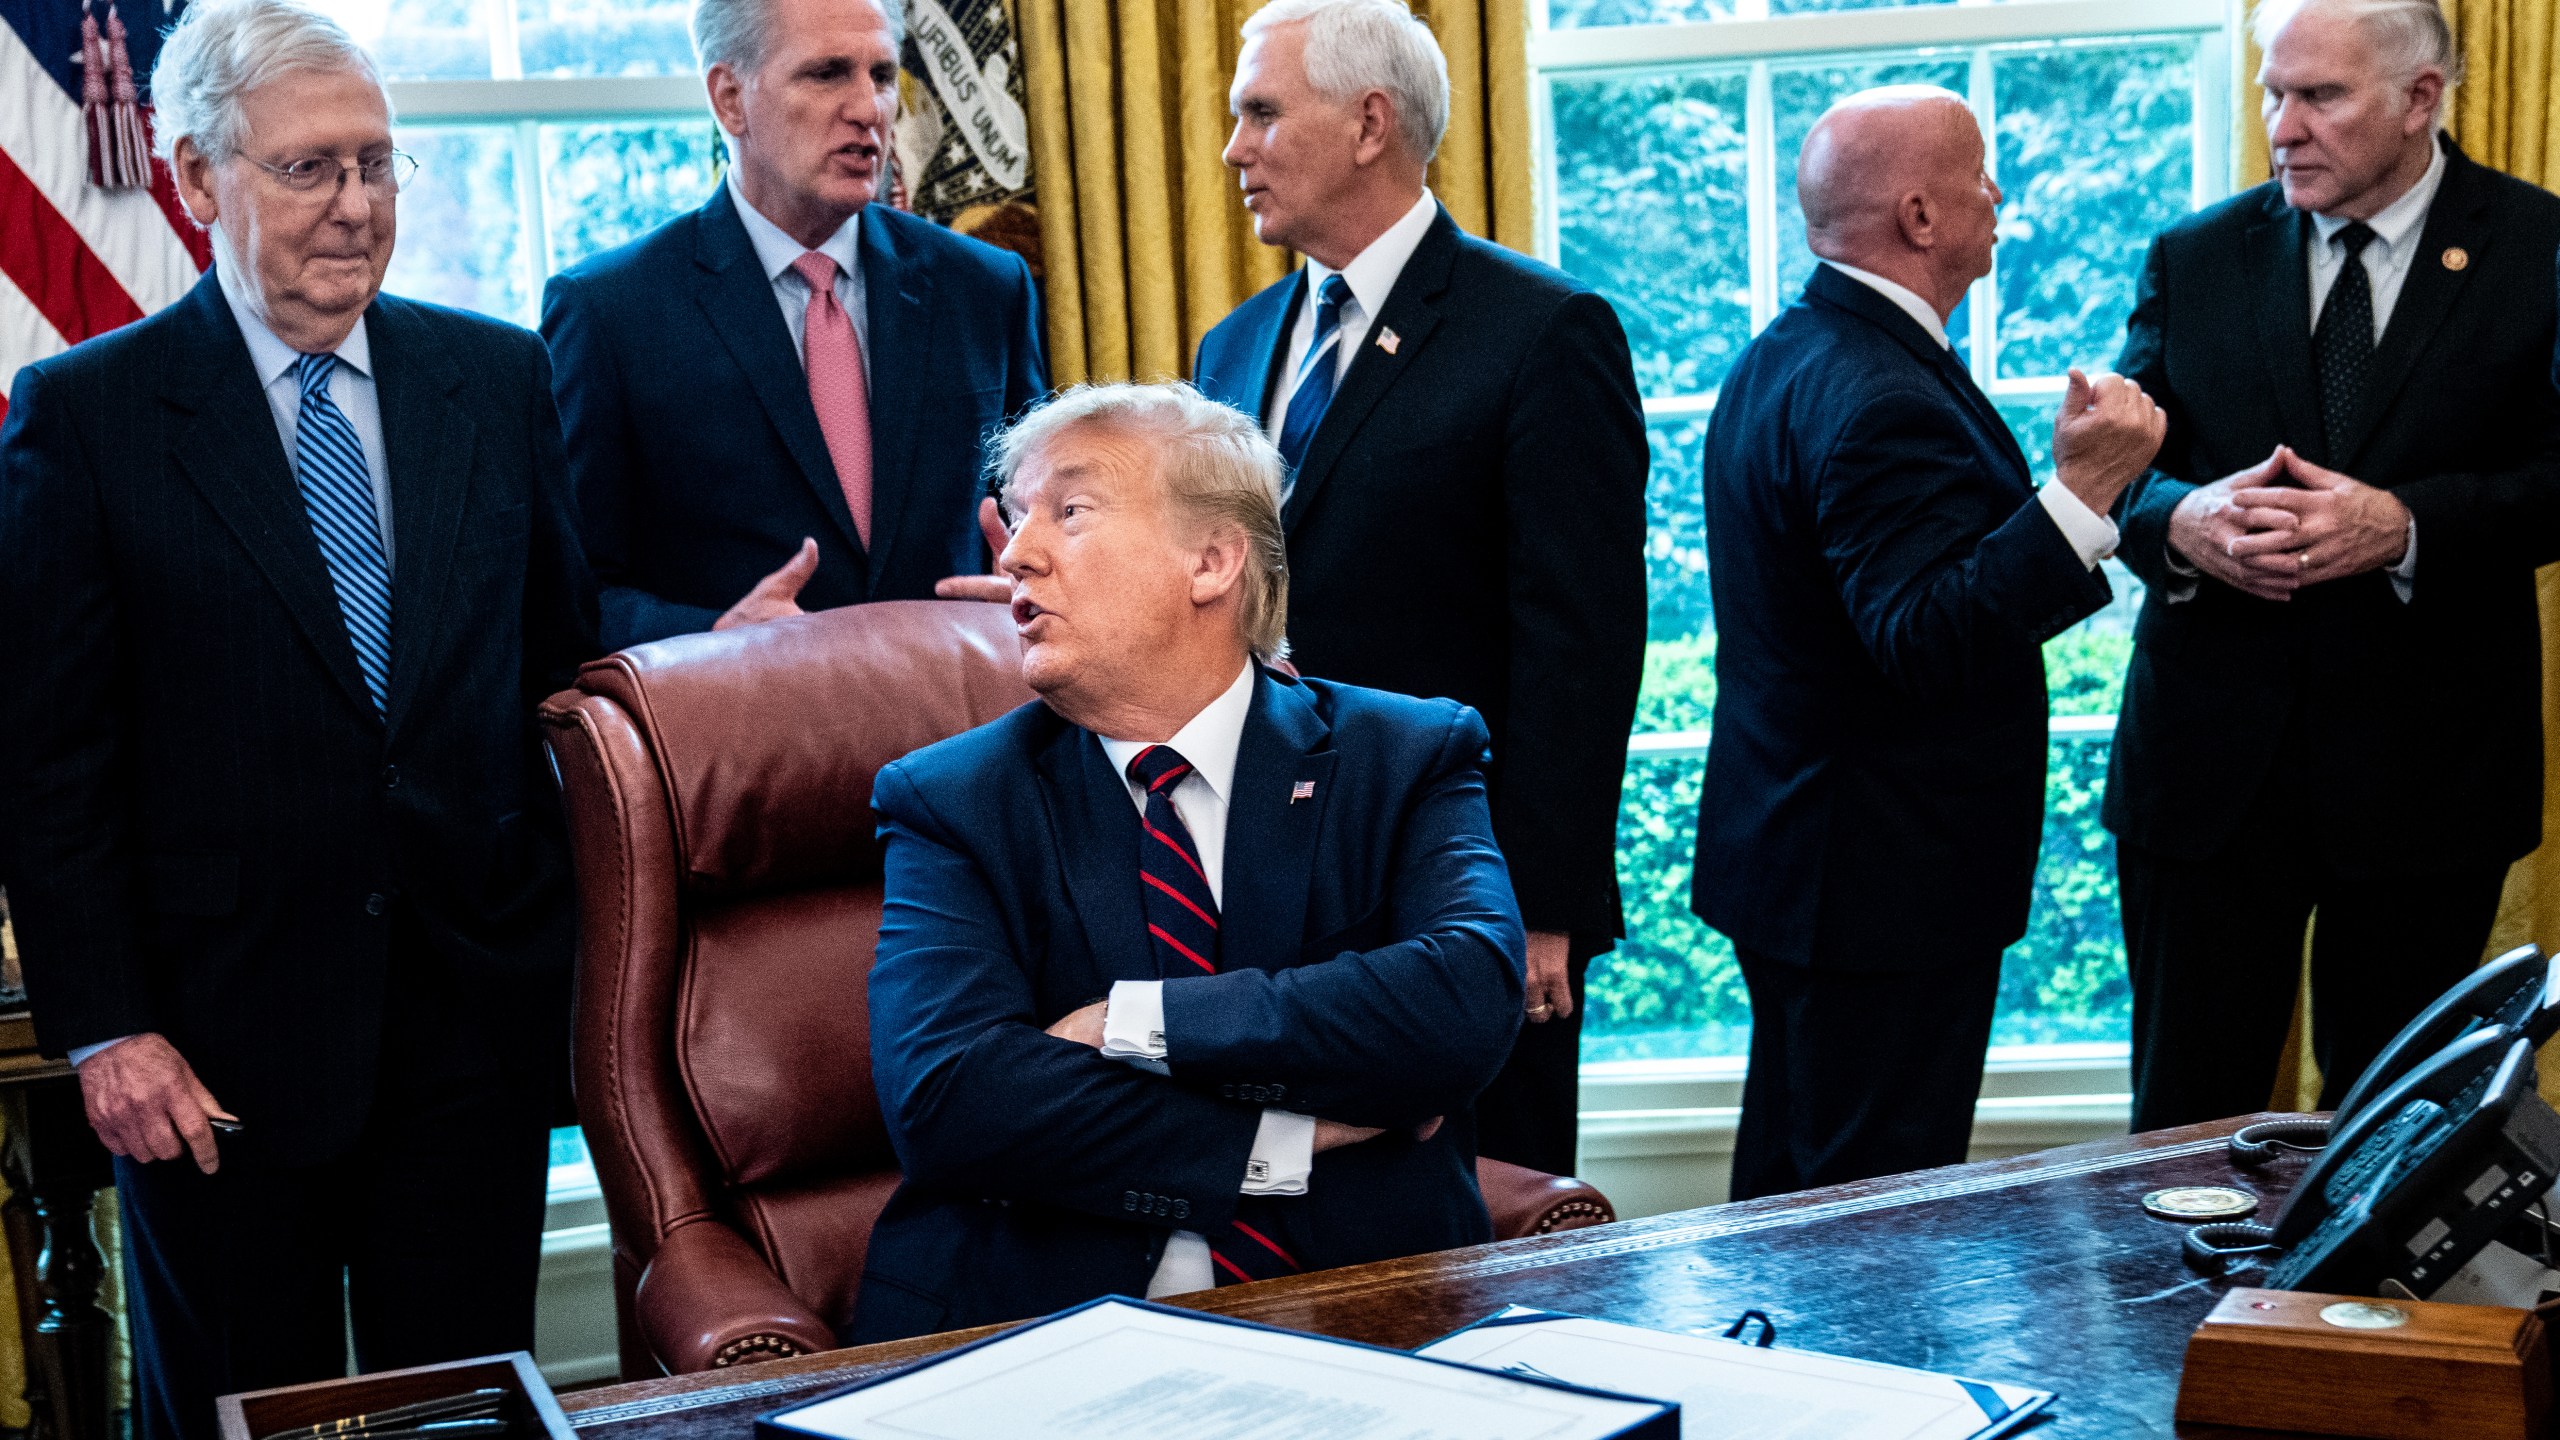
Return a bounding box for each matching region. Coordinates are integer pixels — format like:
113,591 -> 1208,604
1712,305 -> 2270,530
1125,744 -> 1302,1286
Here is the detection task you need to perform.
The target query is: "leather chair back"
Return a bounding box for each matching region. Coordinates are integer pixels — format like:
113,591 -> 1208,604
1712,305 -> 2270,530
541,602 -> 1032,1370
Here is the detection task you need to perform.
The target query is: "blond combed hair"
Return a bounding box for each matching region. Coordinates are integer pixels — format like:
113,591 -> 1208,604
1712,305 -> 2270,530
988,383 -> 1292,664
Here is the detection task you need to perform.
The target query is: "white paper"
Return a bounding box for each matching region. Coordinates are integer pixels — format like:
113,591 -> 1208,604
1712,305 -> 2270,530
770,1300 -> 1664,1440
1416,1309 -> 2048,1440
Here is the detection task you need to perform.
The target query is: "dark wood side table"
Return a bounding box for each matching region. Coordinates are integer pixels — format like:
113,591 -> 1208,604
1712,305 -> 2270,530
0,1007 -> 116,1440
556,1115 -> 2339,1440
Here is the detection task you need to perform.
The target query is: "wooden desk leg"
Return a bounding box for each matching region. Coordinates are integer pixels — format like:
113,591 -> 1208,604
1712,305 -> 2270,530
3,1082 -> 114,1440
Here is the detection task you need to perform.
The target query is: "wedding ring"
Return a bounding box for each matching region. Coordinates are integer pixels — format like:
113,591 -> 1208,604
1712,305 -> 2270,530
1526,1002 -> 1553,1020
2297,551 -> 2310,573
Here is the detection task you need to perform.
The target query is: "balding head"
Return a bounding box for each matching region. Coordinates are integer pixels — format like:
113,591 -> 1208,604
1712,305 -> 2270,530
1797,86 -> 2002,320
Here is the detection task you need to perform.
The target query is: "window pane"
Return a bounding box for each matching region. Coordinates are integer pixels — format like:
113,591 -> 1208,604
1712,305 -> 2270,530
1642,416 -> 1712,665
517,0 -> 697,77
386,126 -> 527,322
1993,37 -> 2195,379
539,120 -> 721,273
309,0 -> 492,80
1770,52 -> 1972,346
1589,754 -> 1749,1062
1549,70 -> 1751,398
1548,0 -> 1947,27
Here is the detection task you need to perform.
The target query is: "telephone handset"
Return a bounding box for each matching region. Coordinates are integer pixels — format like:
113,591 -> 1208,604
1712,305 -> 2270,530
2226,945 -> 2553,1167
2266,1035 -> 2558,1300
2184,1027 -> 2514,1274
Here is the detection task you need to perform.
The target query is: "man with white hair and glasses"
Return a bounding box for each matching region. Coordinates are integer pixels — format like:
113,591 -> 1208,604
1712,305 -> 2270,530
0,0 -> 596,1431
853,382 -> 1525,1339
1193,0 -> 1646,1181
2108,0 -> 2560,1130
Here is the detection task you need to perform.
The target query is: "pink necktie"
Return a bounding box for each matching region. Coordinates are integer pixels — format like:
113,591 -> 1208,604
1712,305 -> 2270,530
791,250 -> 873,548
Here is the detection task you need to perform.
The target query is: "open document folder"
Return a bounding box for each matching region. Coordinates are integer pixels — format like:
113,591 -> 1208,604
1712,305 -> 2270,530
757,1297 -> 1678,1440
1417,1306 -> 2053,1440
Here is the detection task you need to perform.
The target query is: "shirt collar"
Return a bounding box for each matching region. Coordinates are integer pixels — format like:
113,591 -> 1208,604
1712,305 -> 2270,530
2311,137 -> 2447,256
1822,260 -> 1951,350
1096,664 -> 1258,804
1304,190 -> 1439,325
212,228 -> 373,385
728,170 -> 863,287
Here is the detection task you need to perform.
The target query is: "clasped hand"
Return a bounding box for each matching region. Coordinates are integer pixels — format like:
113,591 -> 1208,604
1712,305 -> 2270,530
1044,1002 -> 1441,1153
2166,446 -> 2411,602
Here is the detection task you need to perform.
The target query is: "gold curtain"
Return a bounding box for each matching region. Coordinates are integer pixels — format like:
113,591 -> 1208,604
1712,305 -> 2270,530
2245,0 -> 2560,1108
1014,0 -> 1537,386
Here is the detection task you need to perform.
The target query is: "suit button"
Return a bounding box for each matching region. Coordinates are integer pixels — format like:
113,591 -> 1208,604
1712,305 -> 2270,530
1269,1084 -> 1284,1102
364,893 -> 388,916
379,765 -> 399,789
1220,1084 -> 1236,1099
1173,1199 -> 1190,1220
1123,1191 -> 1139,1212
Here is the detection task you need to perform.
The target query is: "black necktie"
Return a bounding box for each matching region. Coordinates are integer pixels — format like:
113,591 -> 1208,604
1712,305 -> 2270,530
2314,222 -> 2378,458
1123,745 -> 1302,1287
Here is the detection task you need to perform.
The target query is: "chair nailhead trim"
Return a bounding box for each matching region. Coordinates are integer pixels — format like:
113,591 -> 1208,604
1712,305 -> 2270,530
712,1333 -> 811,1367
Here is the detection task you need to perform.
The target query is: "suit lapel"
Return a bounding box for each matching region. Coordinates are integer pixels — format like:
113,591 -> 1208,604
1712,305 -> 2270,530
2338,141 -> 2487,469
1238,272 -> 1304,424
692,189 -> 868,558
2244,199 -> 2328,465
1282,210 -> 1457,533
859,208 -> 937,595
1805,266 -> 2028,493
1216,671 -> 1335,978
1035,721 -> 1156,985
369,296 -> 476,739
160,274 -> 381,723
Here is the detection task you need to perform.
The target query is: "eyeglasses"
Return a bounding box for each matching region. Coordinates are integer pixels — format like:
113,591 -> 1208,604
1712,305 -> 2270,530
245,150 -> 420,197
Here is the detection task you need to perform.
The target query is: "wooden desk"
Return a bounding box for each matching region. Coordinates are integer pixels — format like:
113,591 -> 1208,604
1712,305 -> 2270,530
560,1115 -> 2347,1439
0,1007 -> 116,1440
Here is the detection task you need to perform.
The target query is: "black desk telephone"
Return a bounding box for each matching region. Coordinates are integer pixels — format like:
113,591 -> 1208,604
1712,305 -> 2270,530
2185,945 -> 2560,1305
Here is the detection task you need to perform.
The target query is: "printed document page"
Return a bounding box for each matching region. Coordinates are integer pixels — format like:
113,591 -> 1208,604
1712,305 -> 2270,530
768,1300 -> 1666,1440
1417,1308 -> 2050,1440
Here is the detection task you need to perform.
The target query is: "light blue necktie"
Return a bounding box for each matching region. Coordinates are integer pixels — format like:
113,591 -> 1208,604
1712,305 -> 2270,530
1275,273 -> 1355,478
291,351 -> 393,714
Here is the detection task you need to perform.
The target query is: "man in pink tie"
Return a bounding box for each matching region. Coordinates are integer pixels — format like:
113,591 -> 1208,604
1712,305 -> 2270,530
541,0 -> 1046,651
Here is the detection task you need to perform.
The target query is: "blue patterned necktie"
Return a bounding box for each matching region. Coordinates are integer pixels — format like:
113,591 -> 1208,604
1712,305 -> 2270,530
291,351 -> 393,714
1274,273 -> 1355,478
1124,744 -> 1301,1286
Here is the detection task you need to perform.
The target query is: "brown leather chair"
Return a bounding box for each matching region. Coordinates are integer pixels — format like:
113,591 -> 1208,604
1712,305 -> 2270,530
539,601 -> 1616,1377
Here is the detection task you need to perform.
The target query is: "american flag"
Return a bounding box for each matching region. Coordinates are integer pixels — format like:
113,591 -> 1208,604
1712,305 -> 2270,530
0,0 -> 208,423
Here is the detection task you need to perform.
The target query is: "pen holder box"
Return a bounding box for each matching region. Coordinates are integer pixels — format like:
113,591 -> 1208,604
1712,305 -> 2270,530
216,1351 -> 575,1440
2174,1288 -> 2549,1440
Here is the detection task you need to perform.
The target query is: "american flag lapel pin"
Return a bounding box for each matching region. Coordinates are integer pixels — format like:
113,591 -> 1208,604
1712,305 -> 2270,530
1291,780 -> 1317,804
1377,327 -> 1400,355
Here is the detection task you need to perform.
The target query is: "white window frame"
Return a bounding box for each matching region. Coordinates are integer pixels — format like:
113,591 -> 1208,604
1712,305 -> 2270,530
1538,0 -> 2245,1101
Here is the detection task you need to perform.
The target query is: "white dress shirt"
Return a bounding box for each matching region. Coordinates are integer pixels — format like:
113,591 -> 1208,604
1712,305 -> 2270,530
1821,261 -> 2118,569
1091,664 -> 1318,1297
1265,189 -> 1440,488
2163,142 -> 2442,603
70,246 -> 399,1073
728,172 -> 873,388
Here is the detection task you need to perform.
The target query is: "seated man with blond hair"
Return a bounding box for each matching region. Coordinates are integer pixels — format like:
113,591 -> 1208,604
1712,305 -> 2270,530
854,382 -> 1525,1340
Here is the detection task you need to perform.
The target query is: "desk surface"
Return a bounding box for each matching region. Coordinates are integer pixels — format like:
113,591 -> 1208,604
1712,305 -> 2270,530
564,1116 -> 2331,1439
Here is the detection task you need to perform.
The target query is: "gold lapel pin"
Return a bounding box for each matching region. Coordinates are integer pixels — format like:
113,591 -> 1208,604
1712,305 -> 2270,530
1377,327 -> 1401,355
2443,246 -> 2470,271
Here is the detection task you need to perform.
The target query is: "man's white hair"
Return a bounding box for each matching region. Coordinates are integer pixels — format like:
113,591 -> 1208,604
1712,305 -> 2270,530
988,383 -> 1292,664
2253,0 -> 2466,96
692,0 -> 907,75
1242,0 -> 1450,165
149,0 -> 387,167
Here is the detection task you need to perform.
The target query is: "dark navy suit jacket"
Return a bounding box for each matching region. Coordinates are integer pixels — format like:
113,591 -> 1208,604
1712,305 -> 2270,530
852,669 -> 1525,1341
540,188 -> 1045,651
1191,209 -> 1646,945
0,274 -> 596,1162
1689,265 -> 2110,973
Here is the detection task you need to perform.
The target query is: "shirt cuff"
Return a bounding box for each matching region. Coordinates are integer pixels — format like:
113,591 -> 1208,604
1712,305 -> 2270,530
1241,1110 -> 1314,1195
2390,516 -> 2418,603
1099,980 -> 1169,1075
2037,481 -> 2119,570
68,1036 -> 134,1068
